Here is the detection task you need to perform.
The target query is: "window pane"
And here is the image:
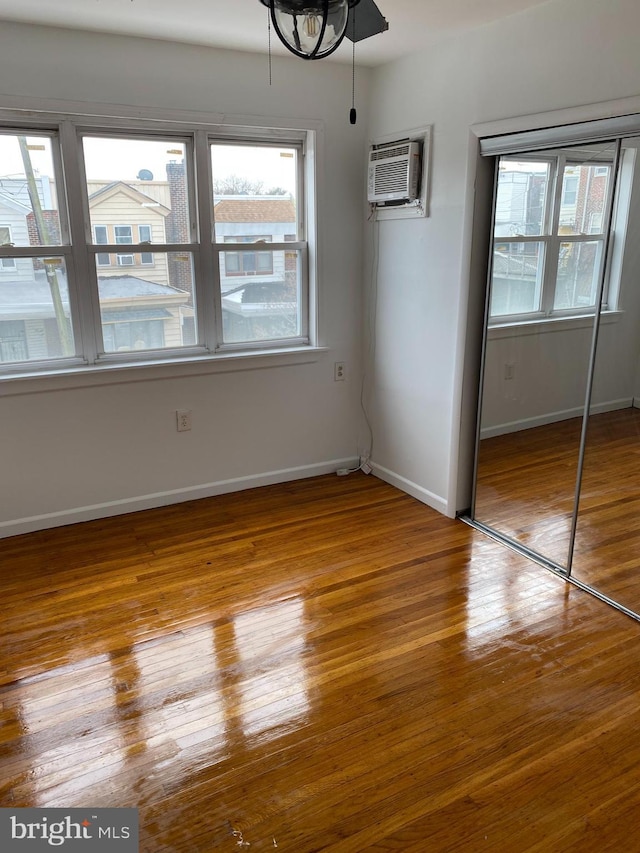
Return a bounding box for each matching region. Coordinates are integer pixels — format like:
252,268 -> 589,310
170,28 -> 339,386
0,257 -> 75,362
82,136 -> 191,244
219,248 -> 301,344
490,241 -> 544,317
494,160 -> 550,238
114,225 -> 133,244
212,143 -> 298,243
0,134 -> 63,247
97,252 -> 196,352
558,163 -> 612,235
554,240 -> 603,310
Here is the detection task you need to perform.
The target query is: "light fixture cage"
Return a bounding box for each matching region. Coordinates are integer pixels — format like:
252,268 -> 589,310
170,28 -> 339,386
260,0 -> 361,60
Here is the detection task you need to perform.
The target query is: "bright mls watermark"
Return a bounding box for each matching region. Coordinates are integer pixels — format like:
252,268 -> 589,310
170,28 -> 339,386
0,809 -> 138,851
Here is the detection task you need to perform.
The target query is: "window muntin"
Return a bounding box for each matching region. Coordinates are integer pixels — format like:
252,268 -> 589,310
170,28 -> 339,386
489,146 -> 615,324
0,119 -> 311,372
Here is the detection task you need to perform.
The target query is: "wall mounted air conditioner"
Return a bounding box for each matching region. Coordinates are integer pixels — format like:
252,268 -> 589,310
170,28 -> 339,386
367,140 -> 422,204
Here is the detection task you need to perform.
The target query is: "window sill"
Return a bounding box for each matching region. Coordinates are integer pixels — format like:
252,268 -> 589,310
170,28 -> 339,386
488,310 -> 623,340
0,346 -> 328,397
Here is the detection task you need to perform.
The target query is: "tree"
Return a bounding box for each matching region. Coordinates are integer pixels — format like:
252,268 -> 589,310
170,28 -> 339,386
213,175 -> 288,196
213,175 -> 264,195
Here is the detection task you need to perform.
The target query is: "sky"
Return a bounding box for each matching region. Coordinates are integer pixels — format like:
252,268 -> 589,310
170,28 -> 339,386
0,132 -> 297,195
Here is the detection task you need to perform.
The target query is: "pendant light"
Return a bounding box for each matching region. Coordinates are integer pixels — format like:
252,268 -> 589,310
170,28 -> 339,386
259,0 -> 361,60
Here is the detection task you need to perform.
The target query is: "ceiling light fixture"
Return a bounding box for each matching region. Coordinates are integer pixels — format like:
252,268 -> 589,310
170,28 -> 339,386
260,0 -> 388,124
259,0 -> 360,61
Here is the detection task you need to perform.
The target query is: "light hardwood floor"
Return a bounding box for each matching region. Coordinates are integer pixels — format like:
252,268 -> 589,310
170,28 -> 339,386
1,473 -> 640,851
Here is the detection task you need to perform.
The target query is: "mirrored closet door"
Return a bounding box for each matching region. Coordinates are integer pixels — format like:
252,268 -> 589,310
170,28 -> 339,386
468,124 -> 640,621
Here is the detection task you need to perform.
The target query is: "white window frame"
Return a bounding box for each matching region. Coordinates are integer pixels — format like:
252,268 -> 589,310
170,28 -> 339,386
489,151 -> 616,326
0,105 -> 317,381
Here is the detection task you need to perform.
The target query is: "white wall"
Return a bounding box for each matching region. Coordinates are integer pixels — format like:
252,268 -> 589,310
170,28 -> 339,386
365,0 -> 640,516
0,22 -> 370,536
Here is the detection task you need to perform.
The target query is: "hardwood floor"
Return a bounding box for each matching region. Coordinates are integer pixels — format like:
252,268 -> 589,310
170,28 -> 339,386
474,407 -> 640,615
2,473 -> 640,851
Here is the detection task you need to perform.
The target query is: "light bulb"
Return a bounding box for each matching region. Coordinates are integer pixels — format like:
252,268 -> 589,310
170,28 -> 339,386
303,14 -> 320,38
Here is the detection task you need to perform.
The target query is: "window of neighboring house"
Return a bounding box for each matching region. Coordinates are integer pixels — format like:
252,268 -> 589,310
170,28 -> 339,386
0,226 -> 16,269
139,224 -> 153,265
489,147 -> 616,323
223,236 -> 273,276
0,118 -> 312,372
0,319 -> 27,361
102,318 -> 165,352
114,224 -> 134,266
94,225 -> 111,266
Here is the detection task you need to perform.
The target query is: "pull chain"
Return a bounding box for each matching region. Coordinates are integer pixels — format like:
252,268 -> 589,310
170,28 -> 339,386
350,7 -> 356,124
268,7 -> 273,86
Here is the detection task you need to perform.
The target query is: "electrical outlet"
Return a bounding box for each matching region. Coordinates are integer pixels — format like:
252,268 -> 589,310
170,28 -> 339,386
334,361 -> 346,381
176,409 -> 192,432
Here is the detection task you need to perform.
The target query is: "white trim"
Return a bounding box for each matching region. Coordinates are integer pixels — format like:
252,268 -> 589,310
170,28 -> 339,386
480,397 -> 633,439
472,95 -> 640,148
0,457 -> 359,539
488,310 -> 623,339
0,345 -> 328,396
371,462 -> 450,517
0,94 -> 324,137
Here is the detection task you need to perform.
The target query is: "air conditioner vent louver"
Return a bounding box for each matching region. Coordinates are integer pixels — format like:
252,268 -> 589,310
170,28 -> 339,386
368,140 -> 422,204
370,143 -> 411,161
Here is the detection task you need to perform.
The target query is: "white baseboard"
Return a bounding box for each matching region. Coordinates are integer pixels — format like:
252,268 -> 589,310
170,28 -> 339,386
0,458 -> 360,540
370,462 -> 449,516
480,397 -> 633,439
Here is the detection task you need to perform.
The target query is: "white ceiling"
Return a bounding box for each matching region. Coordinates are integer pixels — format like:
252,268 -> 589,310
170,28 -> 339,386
0,0 -> 553,66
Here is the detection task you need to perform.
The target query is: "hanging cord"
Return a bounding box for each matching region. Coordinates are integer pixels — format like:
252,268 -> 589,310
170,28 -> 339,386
267,6 -> 272,86
350,6 -> 357,124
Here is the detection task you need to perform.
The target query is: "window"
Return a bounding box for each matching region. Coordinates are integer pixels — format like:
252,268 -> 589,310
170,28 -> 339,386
211,142 -> 304,345
489,145 -> 615,323
223,236 -> 273,276
0,226 -> 16,269
139,224 -> 153,265
94,225 -> 111,266
0,116 -> 312,372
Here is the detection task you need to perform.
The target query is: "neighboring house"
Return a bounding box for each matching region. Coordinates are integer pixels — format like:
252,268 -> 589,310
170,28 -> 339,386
88,181 -> 171,286
0,269 -> 189,361
0,172 -> 300,360
0,175 -> 190,362
214,196 -> 298,341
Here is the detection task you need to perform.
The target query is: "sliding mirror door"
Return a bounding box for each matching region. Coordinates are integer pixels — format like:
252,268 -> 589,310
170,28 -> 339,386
571,138 -> 640,613
472,141 -> 618,570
